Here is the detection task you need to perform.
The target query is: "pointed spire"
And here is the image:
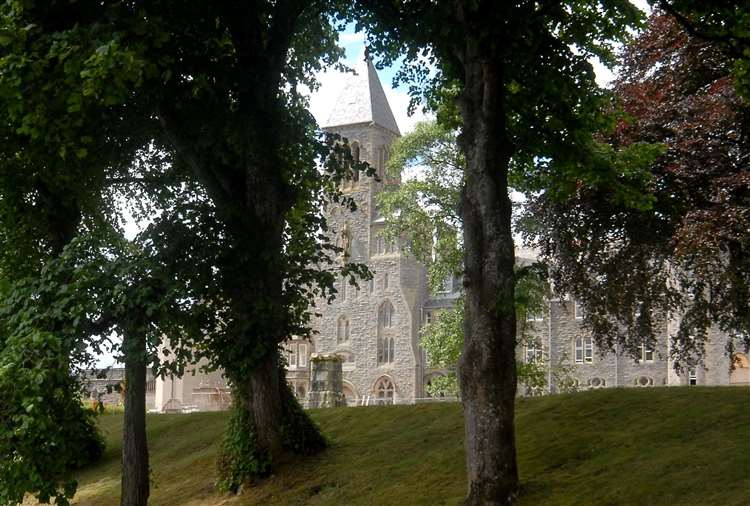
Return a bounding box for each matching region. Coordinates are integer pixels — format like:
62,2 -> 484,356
324,49 -> 401,136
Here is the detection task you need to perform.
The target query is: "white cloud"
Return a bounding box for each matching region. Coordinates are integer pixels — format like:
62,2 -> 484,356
383,87 -> 433,134
338,32 -> 365,44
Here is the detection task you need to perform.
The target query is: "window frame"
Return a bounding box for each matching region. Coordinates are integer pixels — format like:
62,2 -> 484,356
337,316 -> 350,344
640,342 -> 655,363
298,343 -> 308,368
584,337 -> 593,363
525,344 -> 542,364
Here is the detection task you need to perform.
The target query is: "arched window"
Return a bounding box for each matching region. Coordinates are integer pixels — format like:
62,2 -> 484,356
351,141 -> 360,182
378,301 -> 394,330
337,316 -> 350,343
377,301 -> 395,365
373,376 -> 395,405
377,336 -> 395,364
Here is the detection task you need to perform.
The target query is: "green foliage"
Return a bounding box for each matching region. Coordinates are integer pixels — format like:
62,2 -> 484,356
421,299 -> 464,371
385,120 -> 553,394
0,330 -> 103,506
216,403 -> 270,493
516,360 -> 548,397
550,354 -> 581,394
525,12 -> 749,365
658,0 -> 750,100
0,0 -> 367,499
420,263 -> 551,396
377,121 -> 463,292
217,382 -> 327,492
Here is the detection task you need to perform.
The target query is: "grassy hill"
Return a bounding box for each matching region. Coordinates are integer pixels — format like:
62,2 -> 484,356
62,387 -> 750,505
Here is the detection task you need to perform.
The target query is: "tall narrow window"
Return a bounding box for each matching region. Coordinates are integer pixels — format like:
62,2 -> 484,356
337,316 -> 350,343
378,301 -> 394,329
377,336 -> 394,364
340,278 -> 346,302
351,141 -> 360,182
384,272 -> 389,290
377,301 -> 396,365
378,146 -> 386,180
584,337 -> 593,363
298,343 -> 308,367
289,346 -> 298,368
689,370 -> 697,386
575,337 -> 584,363
641,341 -> 655,362
368,278 -> 374,294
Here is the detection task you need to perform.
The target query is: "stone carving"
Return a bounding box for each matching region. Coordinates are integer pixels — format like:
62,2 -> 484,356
339,222 -> 352,262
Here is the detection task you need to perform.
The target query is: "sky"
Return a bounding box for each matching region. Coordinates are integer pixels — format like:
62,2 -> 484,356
305,30 -> 433,135
306,0 -> 651,135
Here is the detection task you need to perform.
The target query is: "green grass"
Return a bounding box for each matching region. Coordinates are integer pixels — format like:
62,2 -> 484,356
62,387 -> 750,505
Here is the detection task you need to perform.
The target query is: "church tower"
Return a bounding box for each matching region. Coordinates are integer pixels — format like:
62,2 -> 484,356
305,52 -> 429,405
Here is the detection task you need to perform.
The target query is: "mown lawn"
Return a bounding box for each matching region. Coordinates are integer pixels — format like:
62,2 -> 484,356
63,387 -> 750,505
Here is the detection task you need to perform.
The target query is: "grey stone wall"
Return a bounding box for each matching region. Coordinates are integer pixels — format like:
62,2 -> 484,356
523,298 -> 736,393
309,121 -> 425,405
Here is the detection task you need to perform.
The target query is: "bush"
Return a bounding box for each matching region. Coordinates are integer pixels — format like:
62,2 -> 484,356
0,330 -> 105,506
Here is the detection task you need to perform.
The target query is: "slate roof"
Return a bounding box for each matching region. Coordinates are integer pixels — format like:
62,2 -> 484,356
324,52 -> 401,136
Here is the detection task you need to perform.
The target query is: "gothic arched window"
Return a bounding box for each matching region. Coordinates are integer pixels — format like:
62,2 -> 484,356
377,301 -> 395,364
378,300 -> 394,330
337,316 -> 350,343
373,376 -> 395,405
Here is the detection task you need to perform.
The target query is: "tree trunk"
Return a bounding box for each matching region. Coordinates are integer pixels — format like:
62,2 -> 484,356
245,350 -> 285,457
121,332 -> 149,506
456,47 -> 519,505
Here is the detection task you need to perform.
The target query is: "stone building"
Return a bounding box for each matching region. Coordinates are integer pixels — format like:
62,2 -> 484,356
152,53 -> 748,412
81,367 -> 157,409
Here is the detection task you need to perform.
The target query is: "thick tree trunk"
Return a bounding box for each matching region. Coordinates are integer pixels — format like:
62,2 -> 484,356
121,332 -> 149,506
245,350 -> 285,457
456,48 -> 519,505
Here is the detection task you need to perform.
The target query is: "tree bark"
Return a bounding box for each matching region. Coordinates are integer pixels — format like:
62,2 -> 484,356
456,41 -> 519,505
121,332 -> 149,506
245,350 -> 285,457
